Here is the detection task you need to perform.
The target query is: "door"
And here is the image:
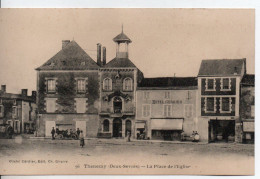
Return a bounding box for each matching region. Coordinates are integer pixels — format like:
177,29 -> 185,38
76,121 -> 87,137
125,120 -> 132,136
113,118 -> 122,137
14,120 -> 20,134
113,97 -> 122,113
45,121 -> 56,137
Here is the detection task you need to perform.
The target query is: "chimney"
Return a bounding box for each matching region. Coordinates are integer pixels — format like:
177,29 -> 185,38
21,89 -> 28,97
102,47 -> 106,66
97,43 -> 102,66
62,40 -> 70,49
32,91 -> 37,98
1,85 -> 6,93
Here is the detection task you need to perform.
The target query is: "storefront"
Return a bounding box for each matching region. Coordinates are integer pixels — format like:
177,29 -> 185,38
208,119 -> 235,143
150,118 -> 183,141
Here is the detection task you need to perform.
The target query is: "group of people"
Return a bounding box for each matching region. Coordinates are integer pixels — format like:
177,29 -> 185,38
181,130 -> 200,142
51,127 -> 85,147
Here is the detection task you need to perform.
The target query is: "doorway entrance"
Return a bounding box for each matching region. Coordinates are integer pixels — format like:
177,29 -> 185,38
113,97 -> 122,113
113,118 -> 122,137
125,120 -> 132,136
208,120 -> 235,143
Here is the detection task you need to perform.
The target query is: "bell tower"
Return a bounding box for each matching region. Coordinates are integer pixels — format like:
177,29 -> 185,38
113,26 -> 132,58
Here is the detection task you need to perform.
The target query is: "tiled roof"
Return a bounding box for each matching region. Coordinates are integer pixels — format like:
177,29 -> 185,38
36,41 -> 99,70
103,58 -> 137,68
138,77 -> 197,88
113,32 -> 132,43
241,74 -> 255,86
198,59 -> 246,76
0,92 -> 35,102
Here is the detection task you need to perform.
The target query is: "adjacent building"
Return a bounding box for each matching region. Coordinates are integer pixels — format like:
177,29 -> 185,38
136,77 -> 197,141
35,40 -> 100,137
240,74 -> 254,143
0,85 -> 37,134
197,59 -> 246,142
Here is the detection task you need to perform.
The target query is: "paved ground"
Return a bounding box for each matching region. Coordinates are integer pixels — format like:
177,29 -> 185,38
0,136 -> 255,175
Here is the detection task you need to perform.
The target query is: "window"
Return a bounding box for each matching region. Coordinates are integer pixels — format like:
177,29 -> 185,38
142,105 -> 150,117
123,78 -> 133,91
46,98 -> 56,113
77,79 -> 86,93
103,119 -> 109,132
164,105 -> 172,117
205,97 -> 215,112
12,106 -> 17,118
143,92 -> 150,99
103,78 -> 112,91
205,78 -> 216,91
165,91 -> 170,99
75,98 -> 87,113
0,105 -> 4,117
184,104 -> 193,118
221,98 -> 230,112
47,79 -> 56,92
251,105 -> 255,117
221,78 -> 231,91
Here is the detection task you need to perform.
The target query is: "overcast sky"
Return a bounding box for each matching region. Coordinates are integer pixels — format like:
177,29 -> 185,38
0,9 -> 255,94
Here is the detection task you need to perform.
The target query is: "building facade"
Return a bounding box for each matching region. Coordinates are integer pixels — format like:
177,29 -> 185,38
136,77 -> 198,141
197,59 -> 246,142
35,30 -> 254,143
98,30 -> 143,138
35,40 -> 100,137
0,85 -> 37,134
240,74 -> 254,143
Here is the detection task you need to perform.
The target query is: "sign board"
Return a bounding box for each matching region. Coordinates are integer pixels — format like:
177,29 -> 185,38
151,119 -> 183,130
243,122 -> 254,132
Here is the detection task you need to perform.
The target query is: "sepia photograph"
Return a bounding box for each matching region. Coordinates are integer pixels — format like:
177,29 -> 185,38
0,8 -> 255,175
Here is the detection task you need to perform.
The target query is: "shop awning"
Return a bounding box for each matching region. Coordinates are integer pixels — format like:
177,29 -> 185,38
136,122 -> 145,129
243,121 -> 254,132
151,118 -> 183,130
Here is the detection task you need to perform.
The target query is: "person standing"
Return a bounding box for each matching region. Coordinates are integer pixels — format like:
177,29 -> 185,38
79,130 -> 85,147
51,127 -> 55,140
76,128 -> 80,139
127,130 -> 131,142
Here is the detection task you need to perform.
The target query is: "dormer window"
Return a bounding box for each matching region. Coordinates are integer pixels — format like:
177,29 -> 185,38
103,78 -> 112,91
205,78 -> 216,91
221,78 -> 231,91
123,78 -> 133,91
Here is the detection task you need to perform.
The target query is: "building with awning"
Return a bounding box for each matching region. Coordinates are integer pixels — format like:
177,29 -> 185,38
136,77 -> 198,141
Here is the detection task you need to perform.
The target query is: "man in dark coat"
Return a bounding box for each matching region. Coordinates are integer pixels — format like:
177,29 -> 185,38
51,127 -> 55,140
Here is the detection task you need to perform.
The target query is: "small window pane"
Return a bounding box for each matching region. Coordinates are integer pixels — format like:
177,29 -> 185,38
222,98 -> 230,111
207,79 -> 214,89
223,78 -> 229,89
206,98 -> 214,111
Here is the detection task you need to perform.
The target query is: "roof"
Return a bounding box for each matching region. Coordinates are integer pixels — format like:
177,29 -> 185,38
36,41 -> 99,70
241,74 -> 255,86
198,59 -> 246,76
0,92 -> 35,102
103,58 -> 137,68
138,77 -> 197,89
113,32 -> 132,43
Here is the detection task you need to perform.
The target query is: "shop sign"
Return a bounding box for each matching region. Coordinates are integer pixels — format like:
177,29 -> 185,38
243,122 -> 254,132
152,100 -> 182,104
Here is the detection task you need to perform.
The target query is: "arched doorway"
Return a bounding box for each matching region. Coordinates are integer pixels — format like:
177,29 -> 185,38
113,97 -> 122,113
113,118 -> 122,137
125,120 -> 132,136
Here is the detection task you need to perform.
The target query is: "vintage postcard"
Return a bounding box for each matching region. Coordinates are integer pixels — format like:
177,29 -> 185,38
0,8 -> 255,175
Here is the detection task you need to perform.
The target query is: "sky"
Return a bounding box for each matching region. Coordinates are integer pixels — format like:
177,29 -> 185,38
0,9 -> 255,94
